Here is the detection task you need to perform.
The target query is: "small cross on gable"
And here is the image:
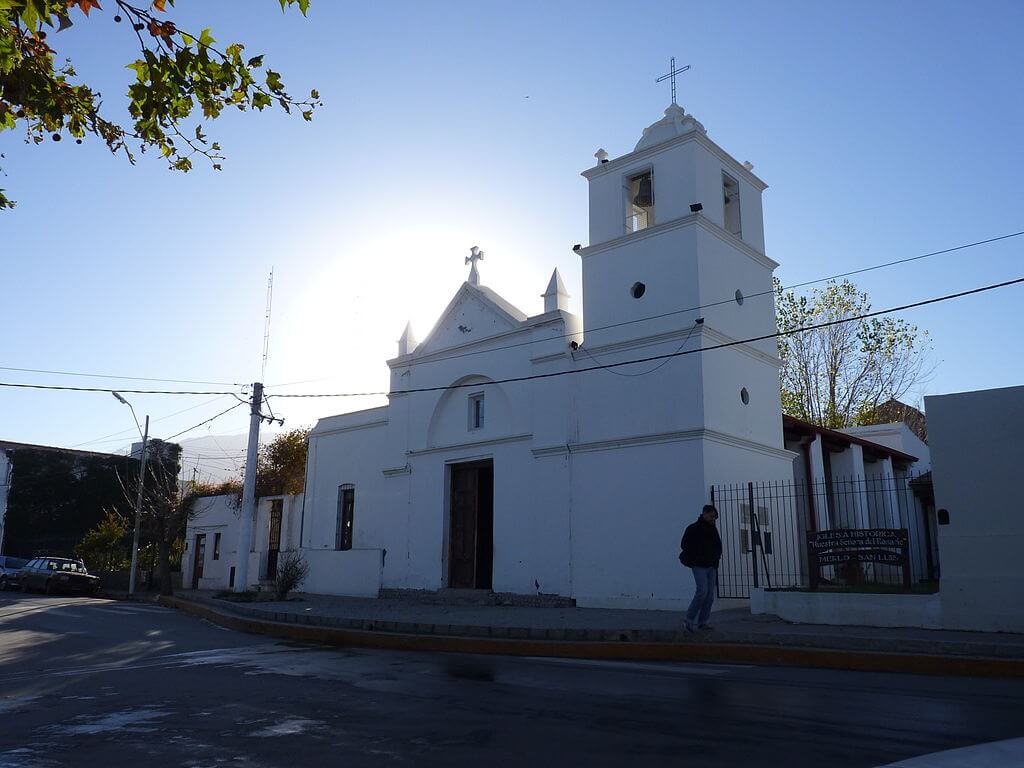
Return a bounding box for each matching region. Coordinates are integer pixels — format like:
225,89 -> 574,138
465,245 -> 484,286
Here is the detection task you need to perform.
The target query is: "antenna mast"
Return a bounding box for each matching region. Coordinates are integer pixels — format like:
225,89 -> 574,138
261,268 -> 274,381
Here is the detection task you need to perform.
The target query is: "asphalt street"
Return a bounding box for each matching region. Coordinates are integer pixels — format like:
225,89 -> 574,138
1,593 -> 1023,767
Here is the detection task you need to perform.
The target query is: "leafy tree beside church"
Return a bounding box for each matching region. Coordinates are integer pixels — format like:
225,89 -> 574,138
775,278 -> 933,429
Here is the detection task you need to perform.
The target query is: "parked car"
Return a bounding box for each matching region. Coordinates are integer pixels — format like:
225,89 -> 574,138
19,557 -> 100,596
0,556 -> 28,591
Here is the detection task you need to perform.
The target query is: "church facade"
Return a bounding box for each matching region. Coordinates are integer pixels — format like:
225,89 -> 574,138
297,102 -> 797,609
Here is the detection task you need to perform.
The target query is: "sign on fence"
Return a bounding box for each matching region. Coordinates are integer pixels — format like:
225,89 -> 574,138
807,528 -> 911,590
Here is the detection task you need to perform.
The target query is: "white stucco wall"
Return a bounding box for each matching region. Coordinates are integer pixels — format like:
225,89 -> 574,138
751,588 -> 942,629
927,386 -> 1024,632
182,494 -> 241,591
302,549 -> 382,597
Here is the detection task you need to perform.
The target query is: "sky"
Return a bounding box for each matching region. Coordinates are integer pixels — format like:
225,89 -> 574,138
2,0 -> 1023,480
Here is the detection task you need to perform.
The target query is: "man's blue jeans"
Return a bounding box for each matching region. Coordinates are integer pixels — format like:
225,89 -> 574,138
685,566 -> 717,626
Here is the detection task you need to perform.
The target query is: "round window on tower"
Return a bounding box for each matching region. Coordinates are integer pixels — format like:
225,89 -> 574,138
735,289 -> 744,306
740,387 -> 750,405
630,282 -> 646,299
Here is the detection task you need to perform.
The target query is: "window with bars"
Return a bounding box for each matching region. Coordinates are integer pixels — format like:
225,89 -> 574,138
336,484 -> 354,551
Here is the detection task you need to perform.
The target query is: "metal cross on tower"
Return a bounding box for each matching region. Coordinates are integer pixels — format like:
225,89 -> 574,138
466,245 -> 484,286
656,57 -> 691,105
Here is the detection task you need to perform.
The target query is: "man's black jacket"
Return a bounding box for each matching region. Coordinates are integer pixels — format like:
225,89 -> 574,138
680,518 -> 722,569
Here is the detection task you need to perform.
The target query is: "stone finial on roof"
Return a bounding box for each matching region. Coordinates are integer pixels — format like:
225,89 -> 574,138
541,268 -> 570,313
397,321 -> 418,356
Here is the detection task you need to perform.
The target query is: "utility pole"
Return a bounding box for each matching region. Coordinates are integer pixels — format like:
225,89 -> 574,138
234,382 -> 263,592
128,415 -> 149,595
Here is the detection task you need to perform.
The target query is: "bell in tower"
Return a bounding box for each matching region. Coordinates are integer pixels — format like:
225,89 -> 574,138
632,172 -> 653,208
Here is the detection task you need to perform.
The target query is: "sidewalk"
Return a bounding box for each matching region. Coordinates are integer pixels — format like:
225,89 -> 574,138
159,590 -> 1024,676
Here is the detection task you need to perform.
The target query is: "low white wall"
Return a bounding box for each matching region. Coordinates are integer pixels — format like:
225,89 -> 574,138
751,588 -> 943,629
576,596 -> 687,611
300,548 -> 383,598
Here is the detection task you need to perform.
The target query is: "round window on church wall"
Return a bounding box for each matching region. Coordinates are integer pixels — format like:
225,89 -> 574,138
631,282 -> 646,299
735,289 -> 744,305
740,387 -> 750,405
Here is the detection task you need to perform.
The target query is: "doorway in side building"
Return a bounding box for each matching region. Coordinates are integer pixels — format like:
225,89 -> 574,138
191,534 -> 206,589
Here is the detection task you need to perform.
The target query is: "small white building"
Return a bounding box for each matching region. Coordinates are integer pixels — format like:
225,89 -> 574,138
182,494 -> 304,592
299,102 -> 796,609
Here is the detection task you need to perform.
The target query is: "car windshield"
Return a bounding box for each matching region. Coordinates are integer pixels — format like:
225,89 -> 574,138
4,557 -> 27,568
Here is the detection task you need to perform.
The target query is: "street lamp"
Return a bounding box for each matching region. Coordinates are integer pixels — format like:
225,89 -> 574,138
112,391 -> 149,596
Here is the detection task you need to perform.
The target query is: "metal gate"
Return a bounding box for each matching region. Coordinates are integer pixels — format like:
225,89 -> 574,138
265,499 -> 283,579
713,481 -> 805,599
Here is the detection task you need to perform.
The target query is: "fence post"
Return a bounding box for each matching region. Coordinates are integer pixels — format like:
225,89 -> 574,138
748,482 -> 759,590
808,531 -> 819,591
901,528 -> 912,591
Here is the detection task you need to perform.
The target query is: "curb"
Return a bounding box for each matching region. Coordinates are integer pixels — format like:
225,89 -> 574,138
159,596 -> 1024,679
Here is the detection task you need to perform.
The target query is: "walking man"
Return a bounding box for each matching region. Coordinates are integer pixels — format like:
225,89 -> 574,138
680,504 -> 722,632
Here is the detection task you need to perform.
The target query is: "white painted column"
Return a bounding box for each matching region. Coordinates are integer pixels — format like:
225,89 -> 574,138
807,436 -> 830,530
850,445 -> 871,529
877,457 -> 902,528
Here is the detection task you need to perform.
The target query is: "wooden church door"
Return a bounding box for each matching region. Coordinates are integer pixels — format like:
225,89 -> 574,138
448,461 -> 494,590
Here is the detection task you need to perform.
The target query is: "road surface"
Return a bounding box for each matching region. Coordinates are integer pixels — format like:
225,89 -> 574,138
1,593 -> 1022,767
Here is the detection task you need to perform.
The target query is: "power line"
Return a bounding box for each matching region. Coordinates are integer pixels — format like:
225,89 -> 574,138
264,229 -> 1024,389
1,232 -> 1020,402
164,403 -> 248,441
267,275 -> 1024,399
0,382 -> 237,396
0,364 -> 244,387
70,395 -> 234,448
581,319 -> 700,377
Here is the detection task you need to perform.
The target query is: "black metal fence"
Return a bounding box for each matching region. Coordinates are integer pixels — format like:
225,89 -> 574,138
712,473 -> 937,599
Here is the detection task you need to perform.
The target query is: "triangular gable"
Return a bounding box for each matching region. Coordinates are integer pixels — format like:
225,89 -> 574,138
414,282 -> 528,357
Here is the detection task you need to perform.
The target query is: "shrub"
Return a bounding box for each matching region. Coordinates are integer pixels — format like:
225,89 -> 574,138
274,551 -> 309,601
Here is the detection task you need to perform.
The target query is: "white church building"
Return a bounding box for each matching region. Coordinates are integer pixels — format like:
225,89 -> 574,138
295,101 -> 798,609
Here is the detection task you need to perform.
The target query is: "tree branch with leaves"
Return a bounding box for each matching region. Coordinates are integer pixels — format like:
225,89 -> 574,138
0,0 -> 321,209
775,278 -> 934,429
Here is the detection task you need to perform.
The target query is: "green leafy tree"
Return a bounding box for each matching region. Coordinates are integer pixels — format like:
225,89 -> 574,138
256,426 -> 310,498
775,278 -> 933,429
74,509 -> 129,573
0,0 -> 320,209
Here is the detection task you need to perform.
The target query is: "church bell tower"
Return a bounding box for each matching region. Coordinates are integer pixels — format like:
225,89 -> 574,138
575,94 -> 788,481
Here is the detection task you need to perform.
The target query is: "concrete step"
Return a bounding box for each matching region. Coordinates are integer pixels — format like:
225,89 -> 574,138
380,587 -> 575,608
